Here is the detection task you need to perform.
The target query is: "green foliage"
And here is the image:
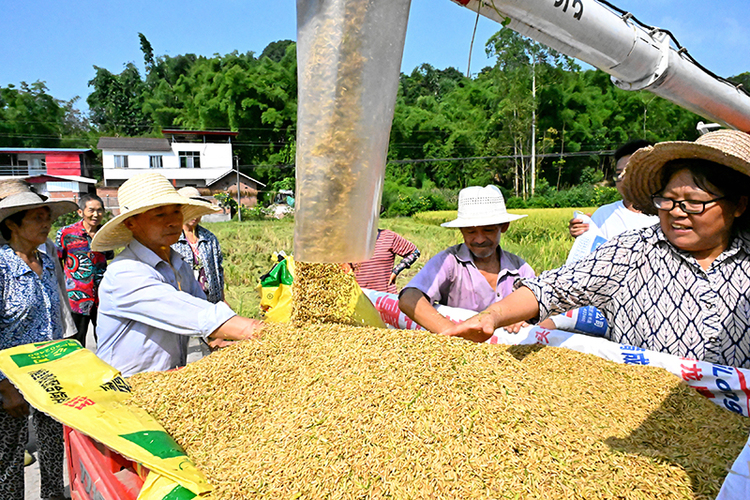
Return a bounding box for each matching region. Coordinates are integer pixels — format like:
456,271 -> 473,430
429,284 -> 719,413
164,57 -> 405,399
381,181 -> 457,217
0,82 -> 90,148
209,208 -> 580,318
3,29 -> 711,194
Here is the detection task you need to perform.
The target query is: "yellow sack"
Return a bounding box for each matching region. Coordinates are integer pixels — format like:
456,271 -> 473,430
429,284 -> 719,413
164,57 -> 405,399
0,340 -> 212,499
256,255 -> 295,323
256,255 -> 385,328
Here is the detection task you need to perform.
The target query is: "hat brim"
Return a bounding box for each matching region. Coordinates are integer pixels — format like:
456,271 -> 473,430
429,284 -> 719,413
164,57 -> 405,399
622,139 -> 750,215
441,213 -> 527,228
0,199 -> 77,226
91,195 -> 220,251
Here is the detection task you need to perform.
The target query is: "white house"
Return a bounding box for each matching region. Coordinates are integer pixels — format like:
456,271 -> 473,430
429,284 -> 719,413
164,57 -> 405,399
97,130 -> 266,213
98,130 -> 242,188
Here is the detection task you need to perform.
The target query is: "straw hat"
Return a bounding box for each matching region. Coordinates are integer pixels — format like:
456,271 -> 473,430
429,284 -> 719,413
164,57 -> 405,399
91,172 -> 220,251
0,190 -> 77,227
0,179 -> 33,199
177,186 -> 215,204
441,185 -> 526,228
622,130 -> 750,215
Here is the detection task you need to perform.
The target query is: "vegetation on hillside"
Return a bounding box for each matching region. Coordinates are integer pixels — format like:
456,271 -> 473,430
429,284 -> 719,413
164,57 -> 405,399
4,29 -> 745,203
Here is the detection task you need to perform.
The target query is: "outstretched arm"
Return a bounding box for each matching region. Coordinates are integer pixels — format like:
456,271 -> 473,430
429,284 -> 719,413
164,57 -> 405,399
441,287 -> 540,342
210,316 -> 264,341
399,287 -> 456,334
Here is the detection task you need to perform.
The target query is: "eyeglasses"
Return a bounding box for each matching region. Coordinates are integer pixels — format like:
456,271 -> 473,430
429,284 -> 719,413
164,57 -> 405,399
651,195 -> 726,215
612,172 -> 625,183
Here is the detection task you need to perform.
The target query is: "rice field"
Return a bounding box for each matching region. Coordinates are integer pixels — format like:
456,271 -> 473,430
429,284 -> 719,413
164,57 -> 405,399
205,207 -> 593,318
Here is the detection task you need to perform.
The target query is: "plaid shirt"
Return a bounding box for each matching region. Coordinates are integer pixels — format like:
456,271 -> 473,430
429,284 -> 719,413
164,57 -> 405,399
521,225 -> 750,368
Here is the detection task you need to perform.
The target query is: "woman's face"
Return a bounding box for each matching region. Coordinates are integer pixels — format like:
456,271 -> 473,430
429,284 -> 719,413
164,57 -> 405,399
659,169 -> 747,261
8,207 -> 52,247
183,215 -> 202,231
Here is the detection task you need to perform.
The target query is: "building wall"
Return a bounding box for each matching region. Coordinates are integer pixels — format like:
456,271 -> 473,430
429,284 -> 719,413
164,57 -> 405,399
101,143 -> 234,187
46,152 -> 83,175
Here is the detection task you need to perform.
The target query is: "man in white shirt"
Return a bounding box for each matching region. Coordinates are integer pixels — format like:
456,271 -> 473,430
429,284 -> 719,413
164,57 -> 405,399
569,140 -> 658,239
92,172 -> 263,377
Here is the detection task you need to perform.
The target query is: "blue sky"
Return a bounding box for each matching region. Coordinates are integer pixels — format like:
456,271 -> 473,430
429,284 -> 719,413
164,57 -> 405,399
1,0 -> 748,113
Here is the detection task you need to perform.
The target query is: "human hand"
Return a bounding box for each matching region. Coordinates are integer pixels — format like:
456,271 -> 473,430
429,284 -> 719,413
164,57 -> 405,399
568,218 -> 590,238
236,318 -> 265,340
207,338 -> 236,351
500,321 -> 529,334
441,310 -> 499,343
0,380 -> 29,418
388,273 -> 398,285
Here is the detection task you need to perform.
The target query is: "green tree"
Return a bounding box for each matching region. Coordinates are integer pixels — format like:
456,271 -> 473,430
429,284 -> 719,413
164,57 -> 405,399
0,81 -> 66,148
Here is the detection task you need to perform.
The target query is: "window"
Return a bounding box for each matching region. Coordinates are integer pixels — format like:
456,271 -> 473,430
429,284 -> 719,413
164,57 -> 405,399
114,155 -> 129,169
149,155 -> 163,169
179,151 -> 201,169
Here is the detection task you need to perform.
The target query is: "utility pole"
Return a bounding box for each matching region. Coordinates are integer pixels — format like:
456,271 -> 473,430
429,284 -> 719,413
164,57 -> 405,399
235,155 -> 242,222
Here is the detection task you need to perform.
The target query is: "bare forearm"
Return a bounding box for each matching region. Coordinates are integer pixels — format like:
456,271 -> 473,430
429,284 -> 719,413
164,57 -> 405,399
442,287 -> 540,342
399,288 -> 455,334
210,315 -> 264,341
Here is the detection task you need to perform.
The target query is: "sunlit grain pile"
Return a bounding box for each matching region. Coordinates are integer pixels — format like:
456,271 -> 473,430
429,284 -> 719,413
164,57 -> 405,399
128,323 -> 750,499
291,261 -> 361,325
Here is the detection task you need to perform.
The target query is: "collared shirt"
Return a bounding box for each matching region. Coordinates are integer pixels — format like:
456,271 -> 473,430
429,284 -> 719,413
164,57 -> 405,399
353,229 -> 419,294
521,225 -> 750,368
96,239 -> 236,377
403,243 -> 535,312
0,245 -> 62,382
590,200 -> 658,240
55,220 -> 113,315
172,225 -> 225,304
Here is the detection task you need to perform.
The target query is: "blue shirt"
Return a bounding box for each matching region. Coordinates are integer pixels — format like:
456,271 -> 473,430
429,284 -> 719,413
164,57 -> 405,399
96,239 -> 236,377
0,245 -> 63,382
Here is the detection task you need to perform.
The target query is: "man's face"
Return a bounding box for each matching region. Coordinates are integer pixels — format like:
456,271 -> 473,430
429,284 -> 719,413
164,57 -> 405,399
78,199 -> 104,229
614,154 -> 631,199
459,223 -> 508,259
124,204 -> 184,252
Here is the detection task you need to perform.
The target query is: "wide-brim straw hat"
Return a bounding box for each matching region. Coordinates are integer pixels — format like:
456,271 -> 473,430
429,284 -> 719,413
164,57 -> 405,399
441,185 -> 527,228
177,186 -> 215,204
0,191 -> 77,227
91,172 -> 220,251
622,130 -> 750,215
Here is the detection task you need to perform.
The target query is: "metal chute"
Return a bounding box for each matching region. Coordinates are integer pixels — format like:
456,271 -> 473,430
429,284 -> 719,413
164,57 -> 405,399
450,0 -> 750,132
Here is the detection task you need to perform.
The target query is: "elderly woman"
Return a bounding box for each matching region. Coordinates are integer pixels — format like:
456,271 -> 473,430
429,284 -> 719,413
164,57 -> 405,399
171,187 -> 225,304
443,130 -> 750,369
0,190 -> 76,500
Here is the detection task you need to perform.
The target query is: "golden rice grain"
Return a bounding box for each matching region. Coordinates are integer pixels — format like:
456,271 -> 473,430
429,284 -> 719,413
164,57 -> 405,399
127,324 -> 750,499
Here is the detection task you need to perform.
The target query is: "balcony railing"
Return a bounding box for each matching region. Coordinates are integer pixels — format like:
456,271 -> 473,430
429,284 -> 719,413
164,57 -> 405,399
0,166 -> 46,176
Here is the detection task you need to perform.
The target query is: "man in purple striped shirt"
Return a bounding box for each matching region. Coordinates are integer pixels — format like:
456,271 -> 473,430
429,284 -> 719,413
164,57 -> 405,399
399,185 -> 534,333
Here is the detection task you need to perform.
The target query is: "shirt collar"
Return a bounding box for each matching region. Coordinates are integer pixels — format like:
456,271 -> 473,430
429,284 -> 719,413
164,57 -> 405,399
1,244 -> 55,278
128,239 -> 182,269
454,243 -> 520,277
178,226 -> 206,243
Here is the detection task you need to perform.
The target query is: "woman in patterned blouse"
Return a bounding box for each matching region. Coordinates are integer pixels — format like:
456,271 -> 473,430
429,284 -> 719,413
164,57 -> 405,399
172,187 -> 225,304
0,191 -> 76,500
443,130 -> 750,369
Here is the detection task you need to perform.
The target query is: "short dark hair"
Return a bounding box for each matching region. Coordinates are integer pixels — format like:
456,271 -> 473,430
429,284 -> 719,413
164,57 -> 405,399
78,193 -> 104,210
0,210 -> 29,240
614,140 -> 653,162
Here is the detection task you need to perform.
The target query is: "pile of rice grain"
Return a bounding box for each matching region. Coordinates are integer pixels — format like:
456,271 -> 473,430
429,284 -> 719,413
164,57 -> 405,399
127,323 -> 750,499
